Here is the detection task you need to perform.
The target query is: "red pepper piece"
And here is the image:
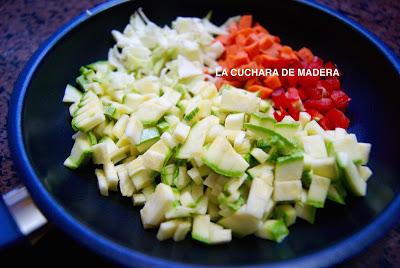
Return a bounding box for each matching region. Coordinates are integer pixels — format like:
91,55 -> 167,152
304,98 -> 334,113
321,77 -> 340,92
330,90 -> 351,110
318,117 -> 333,130
326,108 -> 350,129
274,109 -> 288,122
272,88 -> 290,109
306,109 -> 324,121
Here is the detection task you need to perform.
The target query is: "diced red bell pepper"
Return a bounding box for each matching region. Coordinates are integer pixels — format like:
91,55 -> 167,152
306,108 -> 324,121
326,108 -> 350,129
283,74 -> 299,88
286,87 -> 300,102
308,56 -> 324,69
272,88 -> 290,108
320,77 -> 340,92
304,98 -> 334,113
318,117 -> 333,130
287,105 -> 300,121
330,90 -> 351,110
303,85 -> 323,100
324,61 -> 341,76
298,75 -> 320,89
297,88 -> 307,100
274,109 -> 288,122
278,72 -> 293,87
299,57 -> 323,87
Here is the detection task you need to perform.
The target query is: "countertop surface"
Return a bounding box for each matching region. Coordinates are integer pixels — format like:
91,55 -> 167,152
0,0 -> 399,266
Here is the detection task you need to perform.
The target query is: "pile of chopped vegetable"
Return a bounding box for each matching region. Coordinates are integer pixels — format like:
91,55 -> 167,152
215,15 -> 351,130
62,11 -> 372,245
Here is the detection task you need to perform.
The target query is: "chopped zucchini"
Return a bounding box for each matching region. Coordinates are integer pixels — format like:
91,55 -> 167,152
218,207 -> 259,237
136,127 -> 160,153
249,112 -> 276,130
306,174 -> 331,208
64,133 -> 93,169
246,178 -> 273,219
225,113 -> 245,130
173,122 -> 191,144
273,180 -> 302,201
336,152 -> 366,196
142,140 -> 171,172
255,219 -> 289,243
140,183 -> 176,228
62,84 -> 82,103
275,153 -> 304,181
202,135 -> 249,177
301,135 -> 327,158
176,115 -> 219,159
274,205 -> 296,226
220,87 -> 260,113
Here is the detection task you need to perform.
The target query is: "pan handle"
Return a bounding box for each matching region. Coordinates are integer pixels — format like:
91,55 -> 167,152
0,187 -> 47,249
0,196 -> 24,248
